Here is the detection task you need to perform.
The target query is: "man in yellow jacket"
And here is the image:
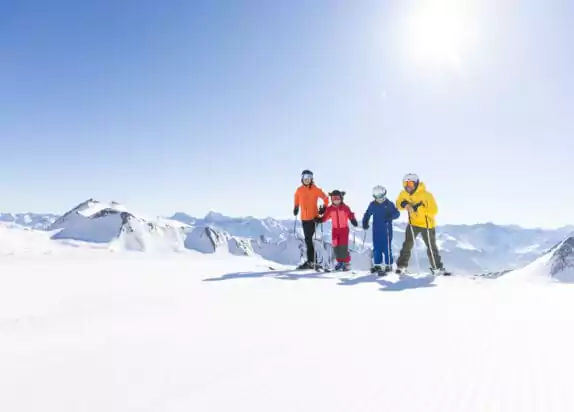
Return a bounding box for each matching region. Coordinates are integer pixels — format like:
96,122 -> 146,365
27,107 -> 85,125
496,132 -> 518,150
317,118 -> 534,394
395,173 -> 449,275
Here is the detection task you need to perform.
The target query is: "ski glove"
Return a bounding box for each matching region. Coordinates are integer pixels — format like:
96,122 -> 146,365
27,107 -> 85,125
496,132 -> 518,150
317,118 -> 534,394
293,206 -> 299,216
400,200 -> 409,208
362,222 -> 369,230
318,205 -> 326,215
350,218 -> 358,227
314,216 -> 323,224
412,202 -> 423,212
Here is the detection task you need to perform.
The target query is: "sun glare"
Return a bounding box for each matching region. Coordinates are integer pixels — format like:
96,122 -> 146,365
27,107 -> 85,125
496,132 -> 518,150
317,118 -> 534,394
400,1 -> 480,74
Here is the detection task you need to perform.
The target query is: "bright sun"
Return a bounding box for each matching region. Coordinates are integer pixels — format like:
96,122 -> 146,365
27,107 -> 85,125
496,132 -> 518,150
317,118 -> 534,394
400,1 -> 480,74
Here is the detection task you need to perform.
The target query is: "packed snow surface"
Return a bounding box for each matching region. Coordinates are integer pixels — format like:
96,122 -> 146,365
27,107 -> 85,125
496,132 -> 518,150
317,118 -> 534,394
1,225 -> 574,411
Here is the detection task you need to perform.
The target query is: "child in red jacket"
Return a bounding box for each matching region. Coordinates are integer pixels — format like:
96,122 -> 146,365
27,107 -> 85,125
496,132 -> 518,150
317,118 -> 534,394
316,190 -> 358,271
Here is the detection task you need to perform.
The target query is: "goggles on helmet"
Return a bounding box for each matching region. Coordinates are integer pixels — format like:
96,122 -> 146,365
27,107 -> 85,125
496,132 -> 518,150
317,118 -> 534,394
404,180 -> 416,190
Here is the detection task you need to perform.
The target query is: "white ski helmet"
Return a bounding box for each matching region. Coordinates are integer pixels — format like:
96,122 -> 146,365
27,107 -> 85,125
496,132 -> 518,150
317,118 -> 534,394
301,169 -> 314,184
403,173 -> 419,183
403,173 -> 420,193
372,185 -> 387,199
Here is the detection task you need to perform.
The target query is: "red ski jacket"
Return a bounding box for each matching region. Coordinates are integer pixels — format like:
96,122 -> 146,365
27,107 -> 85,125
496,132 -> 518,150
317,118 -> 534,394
320,204 -> 356,229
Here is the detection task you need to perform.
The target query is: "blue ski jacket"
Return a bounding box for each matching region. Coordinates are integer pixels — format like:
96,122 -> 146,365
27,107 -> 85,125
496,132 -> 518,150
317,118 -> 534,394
362,199 -> 400,235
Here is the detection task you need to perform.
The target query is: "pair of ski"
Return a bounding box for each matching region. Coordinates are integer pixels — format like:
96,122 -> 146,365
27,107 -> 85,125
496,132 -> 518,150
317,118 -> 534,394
286,264 -> 451,277
293,264 -> 357,274
394,268 -> 453,277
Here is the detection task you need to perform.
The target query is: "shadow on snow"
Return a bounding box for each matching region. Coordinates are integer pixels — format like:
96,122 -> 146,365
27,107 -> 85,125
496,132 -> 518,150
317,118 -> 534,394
203,269 -> 332,282
204,269 -> 437,291
337,273 -> 437,291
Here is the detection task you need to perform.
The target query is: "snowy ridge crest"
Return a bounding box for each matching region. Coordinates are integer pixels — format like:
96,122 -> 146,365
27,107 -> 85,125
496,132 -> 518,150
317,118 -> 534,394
549,236 -> 574,278
501,235 -> 574,283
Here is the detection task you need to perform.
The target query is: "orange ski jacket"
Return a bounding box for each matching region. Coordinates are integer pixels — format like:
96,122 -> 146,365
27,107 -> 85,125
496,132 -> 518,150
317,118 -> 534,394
294,184 -> 329,221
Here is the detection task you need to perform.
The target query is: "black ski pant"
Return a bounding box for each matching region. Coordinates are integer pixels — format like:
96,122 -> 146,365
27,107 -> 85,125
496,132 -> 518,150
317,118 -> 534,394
397,225 -> 443,270
301,220 -> 316,263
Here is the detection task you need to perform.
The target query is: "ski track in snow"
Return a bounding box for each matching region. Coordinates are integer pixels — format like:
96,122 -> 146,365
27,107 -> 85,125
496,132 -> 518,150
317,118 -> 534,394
1,243 -> 574,411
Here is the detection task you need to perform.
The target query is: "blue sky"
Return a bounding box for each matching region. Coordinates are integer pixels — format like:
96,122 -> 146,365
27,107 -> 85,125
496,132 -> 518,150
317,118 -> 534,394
1,0 -> 572,228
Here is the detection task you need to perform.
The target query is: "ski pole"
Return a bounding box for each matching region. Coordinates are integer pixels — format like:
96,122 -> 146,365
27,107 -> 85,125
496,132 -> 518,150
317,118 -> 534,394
294,219 -> 301,241
313,218 -> 321,268
425,216 -> 438,271
329,242 -> 332,268
362,225 -> 372,266
386,222 -> 391,268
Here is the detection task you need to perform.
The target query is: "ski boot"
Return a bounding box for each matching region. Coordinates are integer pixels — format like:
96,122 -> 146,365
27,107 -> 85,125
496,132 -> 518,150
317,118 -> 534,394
370,265 -> 382,274
370,265 -> 386,276
431,267 -> 452,276
342,263 -> 351,272
395,266 -> 407,275
334,262 -> 345,271
384,265 -> 393,274
296,261 -> 315,270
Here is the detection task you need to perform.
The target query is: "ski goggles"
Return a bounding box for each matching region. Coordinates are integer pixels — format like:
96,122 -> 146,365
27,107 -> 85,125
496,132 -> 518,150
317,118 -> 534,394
404,180 -> 416,190
301,173 -> 313,180
373,193 -> 386,199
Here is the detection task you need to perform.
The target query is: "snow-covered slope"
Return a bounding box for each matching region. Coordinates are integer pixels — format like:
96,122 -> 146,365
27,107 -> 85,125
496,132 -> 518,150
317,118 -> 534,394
184,226 -> 255,256
3,236 -> 574,411
549,236 -> 574,281
502,235 -> 574,283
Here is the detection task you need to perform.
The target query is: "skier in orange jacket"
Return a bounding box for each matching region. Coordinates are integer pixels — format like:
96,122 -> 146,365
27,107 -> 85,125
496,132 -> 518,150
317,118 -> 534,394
293,169 -> 329,269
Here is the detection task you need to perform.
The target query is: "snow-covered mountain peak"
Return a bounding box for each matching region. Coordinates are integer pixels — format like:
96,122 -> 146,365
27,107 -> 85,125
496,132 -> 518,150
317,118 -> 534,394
47,199 -> 187,251
204,211 -> 227,222
170,212 -> 196,225
74,199 -> 127,217
50,198 -> 127,227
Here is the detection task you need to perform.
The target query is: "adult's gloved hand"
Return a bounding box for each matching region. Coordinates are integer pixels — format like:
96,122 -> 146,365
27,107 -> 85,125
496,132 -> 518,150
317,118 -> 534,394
362,222 -> 369,230
412,202 -> 423,212
293,206 -> 299,216
350,218 -> 358,227
400,200 -> 409,208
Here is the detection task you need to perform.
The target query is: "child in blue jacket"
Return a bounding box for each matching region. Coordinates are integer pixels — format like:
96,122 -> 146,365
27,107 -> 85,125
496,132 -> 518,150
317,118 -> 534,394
362,185 -> 400,275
